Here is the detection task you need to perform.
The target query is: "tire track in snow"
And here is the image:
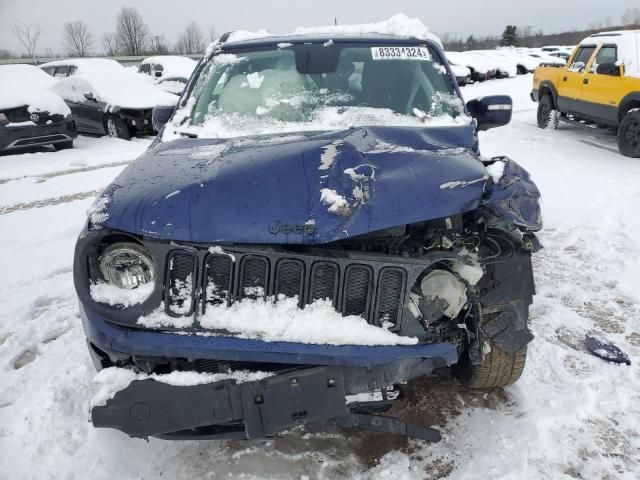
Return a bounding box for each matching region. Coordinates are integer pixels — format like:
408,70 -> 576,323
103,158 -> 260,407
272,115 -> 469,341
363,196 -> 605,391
0,159 -> 132,185
0,189 -> 100,215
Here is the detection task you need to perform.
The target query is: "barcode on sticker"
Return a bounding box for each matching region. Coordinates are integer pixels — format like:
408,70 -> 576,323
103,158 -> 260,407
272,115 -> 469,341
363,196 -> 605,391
371,46 -> 431,61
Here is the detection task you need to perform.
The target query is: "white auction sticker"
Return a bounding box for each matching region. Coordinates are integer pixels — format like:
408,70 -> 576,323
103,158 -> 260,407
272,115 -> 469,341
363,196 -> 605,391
371,46 -> 431,61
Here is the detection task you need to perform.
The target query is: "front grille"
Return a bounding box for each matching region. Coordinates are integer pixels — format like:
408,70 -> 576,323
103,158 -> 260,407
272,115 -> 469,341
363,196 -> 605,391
166,252 -> 196,316
163,247 -> 410,328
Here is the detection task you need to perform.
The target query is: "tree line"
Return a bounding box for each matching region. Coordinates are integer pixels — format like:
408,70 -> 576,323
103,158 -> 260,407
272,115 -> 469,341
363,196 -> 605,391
3,6 -> 215,60
441,7 -> 640,50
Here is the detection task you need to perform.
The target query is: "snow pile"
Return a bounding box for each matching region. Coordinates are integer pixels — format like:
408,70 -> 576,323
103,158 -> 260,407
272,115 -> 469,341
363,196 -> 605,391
86,190 -> 111,228
141,55 -> 196,79
138,296 -> 418,346
0,70 -> 70,116
89,281 -> 154,307
320,188 -> 351,216
293,13 -> 442,47
51,73 -> 177,111
91,367 -> 273,407
485,159 -> 506,183
0,64 -> 57,88
226,29 -> 272,43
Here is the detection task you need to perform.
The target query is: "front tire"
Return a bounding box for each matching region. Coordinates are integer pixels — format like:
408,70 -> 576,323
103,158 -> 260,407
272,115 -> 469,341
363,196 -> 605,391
105,115 -> 131,140
457,344 -> 528,389
617,110 -> 640,158
537,94 -> 558,129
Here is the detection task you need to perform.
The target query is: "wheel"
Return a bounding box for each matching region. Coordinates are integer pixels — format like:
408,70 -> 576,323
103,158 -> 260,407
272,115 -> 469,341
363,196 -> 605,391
536,94 -> 557,129
105,115 -> 131,140
53,140 -> 73,151
617,110 -> 640,158
457,344 -> 528,389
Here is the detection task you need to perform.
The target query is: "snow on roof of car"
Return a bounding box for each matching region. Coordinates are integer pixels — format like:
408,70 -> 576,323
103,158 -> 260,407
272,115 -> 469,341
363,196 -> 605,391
39,58 -> 124,75
580,30 -> 640,77
0,64 -> 57,89
50,72 -> 178,111
212,13 -> 442,52
0,72 -> 70,115
140,55 -> 196,77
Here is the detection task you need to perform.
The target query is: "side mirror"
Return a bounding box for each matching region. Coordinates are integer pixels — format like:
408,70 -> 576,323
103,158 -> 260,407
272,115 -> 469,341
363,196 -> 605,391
152,105 -> 175,132
595,62 -> 621,76
466,95 -> 512,131
84,92 -> 96,101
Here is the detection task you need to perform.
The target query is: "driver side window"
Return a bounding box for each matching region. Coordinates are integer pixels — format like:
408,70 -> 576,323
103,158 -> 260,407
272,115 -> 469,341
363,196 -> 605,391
591,46 -> 617,73
569,46 -> 596,72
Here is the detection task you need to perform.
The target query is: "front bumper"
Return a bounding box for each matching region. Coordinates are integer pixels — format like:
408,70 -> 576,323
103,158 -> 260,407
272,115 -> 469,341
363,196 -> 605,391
0,116 -> 77,151
82,304 -> 456,440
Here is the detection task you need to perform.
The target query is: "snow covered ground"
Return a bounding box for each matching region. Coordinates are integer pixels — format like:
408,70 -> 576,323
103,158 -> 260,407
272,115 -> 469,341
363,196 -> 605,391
0,74 -> 638,479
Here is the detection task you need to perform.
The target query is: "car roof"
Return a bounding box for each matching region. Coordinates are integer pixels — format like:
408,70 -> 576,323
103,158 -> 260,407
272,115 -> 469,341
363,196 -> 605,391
220,33 -> 441,51
39,58 -> 123,71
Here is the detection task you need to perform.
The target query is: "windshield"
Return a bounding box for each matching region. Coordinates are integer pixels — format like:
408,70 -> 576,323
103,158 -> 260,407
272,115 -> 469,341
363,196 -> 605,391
166,43 -> 468,139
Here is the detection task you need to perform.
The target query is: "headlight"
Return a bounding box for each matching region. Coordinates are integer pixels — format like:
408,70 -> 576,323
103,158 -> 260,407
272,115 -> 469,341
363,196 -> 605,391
99,243 -> 155,290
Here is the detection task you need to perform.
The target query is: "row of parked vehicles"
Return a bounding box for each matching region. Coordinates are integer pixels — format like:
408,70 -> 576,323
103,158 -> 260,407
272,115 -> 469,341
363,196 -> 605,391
0,46 -> 572,154
0,56 -> 196,153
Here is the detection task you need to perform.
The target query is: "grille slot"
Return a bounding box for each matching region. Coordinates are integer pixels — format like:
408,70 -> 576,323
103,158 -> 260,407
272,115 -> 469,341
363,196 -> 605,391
240,255 -> 269,299
309,262 -> 339,305
275,259 -> 305,302
343,265 -> 373,317
166,252 -> 195,316
204,254 -> 233,308
375,268 -> 406,326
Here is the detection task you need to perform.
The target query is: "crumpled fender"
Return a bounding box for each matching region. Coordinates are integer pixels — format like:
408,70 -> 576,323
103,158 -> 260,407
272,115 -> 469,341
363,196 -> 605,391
483,157 -> 542,232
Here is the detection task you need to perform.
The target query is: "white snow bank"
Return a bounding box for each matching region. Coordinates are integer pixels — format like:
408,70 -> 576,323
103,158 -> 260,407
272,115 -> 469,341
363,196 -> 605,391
51,73 -> 177,111
138,297 -> 418,346
293,13 -> 442,47
91,367 -> 274,407
89,281 -> 154,307
0,71 -> 70,115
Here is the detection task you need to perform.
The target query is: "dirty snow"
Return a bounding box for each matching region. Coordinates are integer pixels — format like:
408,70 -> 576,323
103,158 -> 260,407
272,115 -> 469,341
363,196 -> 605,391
0,74 -> 639,479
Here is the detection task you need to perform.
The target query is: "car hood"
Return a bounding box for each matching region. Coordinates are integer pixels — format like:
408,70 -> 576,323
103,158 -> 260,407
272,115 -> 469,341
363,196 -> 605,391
98,125 -> 489,244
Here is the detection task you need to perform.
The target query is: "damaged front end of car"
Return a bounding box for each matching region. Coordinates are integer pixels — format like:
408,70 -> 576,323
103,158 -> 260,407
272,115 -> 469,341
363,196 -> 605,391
74,123 -> 541,441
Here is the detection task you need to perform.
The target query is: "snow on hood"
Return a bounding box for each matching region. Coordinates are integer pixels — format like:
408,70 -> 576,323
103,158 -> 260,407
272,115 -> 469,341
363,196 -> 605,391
293,13 -> 442,47
0,72 -> 70,116
51,73 -> 178,111
0,64 -> 57,89
99,125 -> 487,244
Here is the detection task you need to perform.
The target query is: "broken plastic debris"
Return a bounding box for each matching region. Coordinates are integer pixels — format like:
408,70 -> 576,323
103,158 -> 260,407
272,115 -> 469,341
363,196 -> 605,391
585,335 -> 631,365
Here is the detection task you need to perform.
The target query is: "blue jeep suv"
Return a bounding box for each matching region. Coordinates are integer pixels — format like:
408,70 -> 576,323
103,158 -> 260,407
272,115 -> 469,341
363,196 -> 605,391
75,32 -> 542,441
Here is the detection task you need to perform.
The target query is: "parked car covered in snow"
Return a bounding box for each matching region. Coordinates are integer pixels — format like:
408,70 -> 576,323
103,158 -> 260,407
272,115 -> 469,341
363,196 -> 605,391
0,65 -> 77,152
39,58 -> 125,78
139,56 -> 197,96
51,72 -> 177,139
446,51 -> 497,82
76,19 -> 542,441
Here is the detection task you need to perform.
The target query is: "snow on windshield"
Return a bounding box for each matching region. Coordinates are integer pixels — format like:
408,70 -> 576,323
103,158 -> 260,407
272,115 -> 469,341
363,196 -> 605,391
164,42 -> 468,141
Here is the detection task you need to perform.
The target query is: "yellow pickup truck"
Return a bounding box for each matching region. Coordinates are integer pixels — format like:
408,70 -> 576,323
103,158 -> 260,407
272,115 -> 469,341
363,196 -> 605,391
532,30 -> 640,157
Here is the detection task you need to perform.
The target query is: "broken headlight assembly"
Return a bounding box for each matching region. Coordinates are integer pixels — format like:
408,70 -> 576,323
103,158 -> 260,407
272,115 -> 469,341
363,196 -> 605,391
99,243 -> 155,292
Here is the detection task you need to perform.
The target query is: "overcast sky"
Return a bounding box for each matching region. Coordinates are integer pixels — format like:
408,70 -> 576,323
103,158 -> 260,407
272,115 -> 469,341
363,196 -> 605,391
1,0 -> 638,54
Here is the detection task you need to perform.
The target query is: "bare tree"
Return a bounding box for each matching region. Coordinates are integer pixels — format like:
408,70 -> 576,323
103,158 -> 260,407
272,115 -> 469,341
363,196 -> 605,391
0,48 -> 16,59
621,7 -> 640,25
12,21 -> 43,59
102,32 -> 118,56
149,35 -> 169,55
115,7 -> 149,55
63,20 -> 94,57
175,21 -> 205,54
207,24 -> 217,43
